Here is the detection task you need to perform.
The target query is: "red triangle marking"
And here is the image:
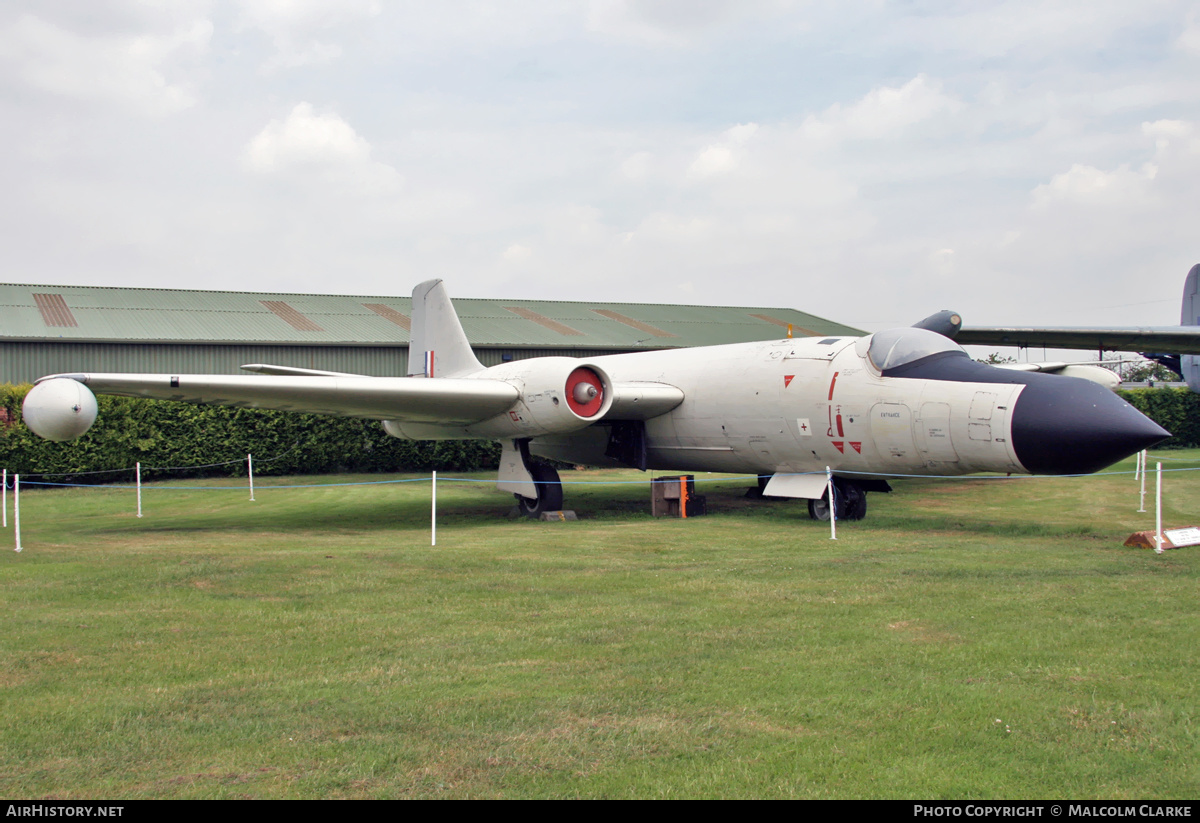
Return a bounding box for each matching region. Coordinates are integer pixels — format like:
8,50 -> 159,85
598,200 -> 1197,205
850,442 -> 862,453
832,441 -> 844,453
783,374 -> 794,387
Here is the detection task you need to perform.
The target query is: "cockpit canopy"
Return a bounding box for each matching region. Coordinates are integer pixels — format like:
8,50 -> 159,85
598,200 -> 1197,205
863,327 -> 968,373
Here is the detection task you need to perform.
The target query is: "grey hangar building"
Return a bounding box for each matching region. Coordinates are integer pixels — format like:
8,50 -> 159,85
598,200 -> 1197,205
0,283 -> 863,386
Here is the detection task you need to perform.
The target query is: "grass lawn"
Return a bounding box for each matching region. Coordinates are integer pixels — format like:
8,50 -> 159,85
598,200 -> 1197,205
0,454 -> 1197,798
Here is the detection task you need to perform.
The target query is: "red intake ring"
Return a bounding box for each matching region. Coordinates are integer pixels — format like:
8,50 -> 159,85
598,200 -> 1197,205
565,367 -> 605,417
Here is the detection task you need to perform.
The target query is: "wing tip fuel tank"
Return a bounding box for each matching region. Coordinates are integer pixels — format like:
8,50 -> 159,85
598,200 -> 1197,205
22,377 -> 99,441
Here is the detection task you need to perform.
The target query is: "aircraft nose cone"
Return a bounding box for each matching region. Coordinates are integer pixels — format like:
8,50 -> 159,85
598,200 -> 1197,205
1011,377 -> 1170,474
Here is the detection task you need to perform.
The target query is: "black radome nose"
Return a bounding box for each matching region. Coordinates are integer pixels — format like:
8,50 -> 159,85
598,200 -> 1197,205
1011,377 -> 1170,474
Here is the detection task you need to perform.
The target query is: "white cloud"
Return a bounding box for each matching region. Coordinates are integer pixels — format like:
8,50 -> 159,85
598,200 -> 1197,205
1181,15 -> 1200,53
586,0 -> 799,45
242,102 -> 401,195
0,13 -> 210,115
243,102 -> 371,171
687,122 -> 758,178
502,243 -> 532,262
620,151 -> 653,181
929,248 -> 956,278
1144,119 -> 1191,139
799,75 -> 959,143
1026,123 -> 1199,213
1031,162 -> 1158,209
688,145 -> 735,178
234,0 -> 381,70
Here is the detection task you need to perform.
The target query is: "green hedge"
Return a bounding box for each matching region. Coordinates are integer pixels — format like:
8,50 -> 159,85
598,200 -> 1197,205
1116,388 -> 1200,449
0,384 -> 500,479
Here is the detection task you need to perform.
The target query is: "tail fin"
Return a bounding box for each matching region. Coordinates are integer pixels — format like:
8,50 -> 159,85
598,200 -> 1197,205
408,279 -> 485,377
1181,264 -> 1200,326
1180,264 -> 1200,391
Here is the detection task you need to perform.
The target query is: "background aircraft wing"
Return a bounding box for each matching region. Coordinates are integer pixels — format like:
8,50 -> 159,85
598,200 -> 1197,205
39,372 -> 520,425
954,326 -> 1200,355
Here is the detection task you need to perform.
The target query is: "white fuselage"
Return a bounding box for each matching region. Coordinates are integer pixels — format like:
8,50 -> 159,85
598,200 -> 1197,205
530,336 -> 1027,477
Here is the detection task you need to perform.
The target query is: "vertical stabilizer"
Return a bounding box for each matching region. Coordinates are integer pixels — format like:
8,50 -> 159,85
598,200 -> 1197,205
408,279 -> 485,377
1180,264 -> 1200,391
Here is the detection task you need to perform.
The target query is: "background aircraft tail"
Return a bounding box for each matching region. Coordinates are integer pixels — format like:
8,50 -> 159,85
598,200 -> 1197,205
1180,264 -> 1200,392
408,279 -> 485,377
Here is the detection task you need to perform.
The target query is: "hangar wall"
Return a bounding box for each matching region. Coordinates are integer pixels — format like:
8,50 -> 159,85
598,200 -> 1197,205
0,282 -> 863,385
0,341 -> 624,385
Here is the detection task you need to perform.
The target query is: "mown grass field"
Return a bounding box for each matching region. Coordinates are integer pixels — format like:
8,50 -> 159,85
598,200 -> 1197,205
1,455 -> 1198,799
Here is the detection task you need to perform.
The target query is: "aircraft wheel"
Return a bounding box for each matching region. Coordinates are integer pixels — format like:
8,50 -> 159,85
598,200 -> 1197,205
515,464 -> 563,518
839,480 -> 868,521
807,488 -> 843,521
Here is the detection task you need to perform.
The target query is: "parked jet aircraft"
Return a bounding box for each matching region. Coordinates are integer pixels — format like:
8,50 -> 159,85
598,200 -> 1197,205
21,280 -> 1169,521
951,263 -> 1200,392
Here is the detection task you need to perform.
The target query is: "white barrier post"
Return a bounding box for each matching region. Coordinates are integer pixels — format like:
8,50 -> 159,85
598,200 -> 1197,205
248,454 -> 255,501
826,466 -> 836,541
1155,462 -> 1163,554
136,462 -> 143,518
431,471 -> 437,547
1138,450 -> 1147,513
13,474 -> 20,553
2,468 -> 6,529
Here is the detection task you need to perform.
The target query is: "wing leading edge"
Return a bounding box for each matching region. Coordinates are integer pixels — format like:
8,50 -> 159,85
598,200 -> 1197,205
39,373 -> 520,425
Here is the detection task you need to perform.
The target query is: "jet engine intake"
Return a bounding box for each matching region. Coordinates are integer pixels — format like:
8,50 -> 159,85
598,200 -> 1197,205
464,358 -> 615,439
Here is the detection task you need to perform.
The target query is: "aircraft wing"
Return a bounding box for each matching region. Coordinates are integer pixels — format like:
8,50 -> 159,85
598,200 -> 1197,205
955,326 -> 1200,354
38,372 -> 521,425
35,370 -> 686,427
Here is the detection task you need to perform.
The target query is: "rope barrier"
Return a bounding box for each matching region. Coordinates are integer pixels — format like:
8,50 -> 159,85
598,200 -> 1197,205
13,441 -> 304,479
6,446 -> 1195,553
11,463 -> 1200,491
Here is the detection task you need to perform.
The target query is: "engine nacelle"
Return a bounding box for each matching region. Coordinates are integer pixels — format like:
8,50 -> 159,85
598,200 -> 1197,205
22,378 -> 99,441
464,357 -> 614,439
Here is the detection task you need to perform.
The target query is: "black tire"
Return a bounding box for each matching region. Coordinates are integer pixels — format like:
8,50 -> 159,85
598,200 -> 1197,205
807,486 -> 843,521
515,464 -> 563,517
808,480 -> 868,522
839,480 -> 868,521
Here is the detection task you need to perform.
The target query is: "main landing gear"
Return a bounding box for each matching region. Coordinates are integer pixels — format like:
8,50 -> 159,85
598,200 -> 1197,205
807,478 -> 868,522
515,463 -> 564,518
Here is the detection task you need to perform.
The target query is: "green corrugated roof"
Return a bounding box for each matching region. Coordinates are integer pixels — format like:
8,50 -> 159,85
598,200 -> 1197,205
0,282 -> 863,349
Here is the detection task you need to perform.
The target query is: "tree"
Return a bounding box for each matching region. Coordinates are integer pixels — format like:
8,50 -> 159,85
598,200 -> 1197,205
976,352 -> 1017,364
1122,359 -> 1181,383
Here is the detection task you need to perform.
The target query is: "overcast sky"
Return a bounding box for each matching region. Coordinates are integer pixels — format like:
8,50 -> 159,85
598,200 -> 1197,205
1,0 -> 1197,332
